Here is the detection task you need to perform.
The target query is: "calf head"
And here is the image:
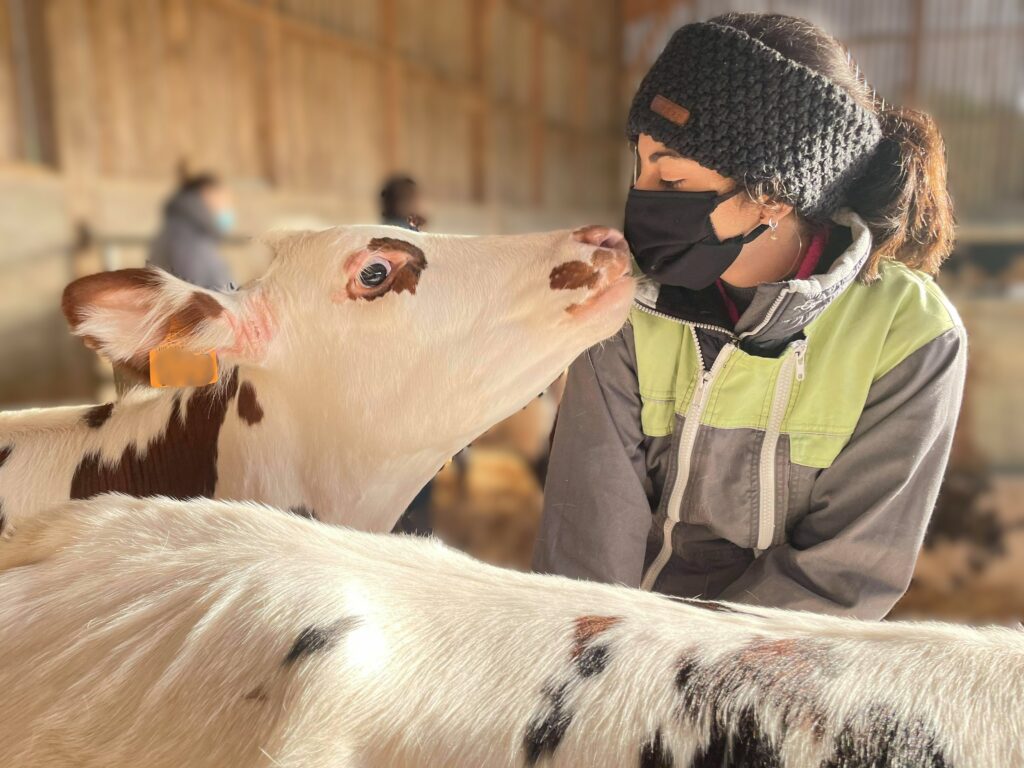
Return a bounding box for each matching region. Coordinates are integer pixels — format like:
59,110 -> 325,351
61,225 -> 633,525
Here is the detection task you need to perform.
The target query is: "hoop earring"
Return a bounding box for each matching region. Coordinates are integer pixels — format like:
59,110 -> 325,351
768,217 -> 779,241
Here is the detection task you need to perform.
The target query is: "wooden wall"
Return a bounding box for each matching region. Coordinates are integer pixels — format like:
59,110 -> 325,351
0,0 -> 627,407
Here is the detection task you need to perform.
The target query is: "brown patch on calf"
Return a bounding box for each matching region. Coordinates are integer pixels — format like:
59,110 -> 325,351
84,403 -> 115,429
343,237 -> 428,302
0,445 -> 11,469
166,292 -> 225,341
550,261 -> 600,292
237,381 -> 264,425
70,369 -> 240,501
369,237 -> 427,296
571,615 -> 622,659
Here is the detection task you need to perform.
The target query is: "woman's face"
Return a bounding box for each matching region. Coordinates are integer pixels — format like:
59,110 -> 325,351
633,133 -> 763,242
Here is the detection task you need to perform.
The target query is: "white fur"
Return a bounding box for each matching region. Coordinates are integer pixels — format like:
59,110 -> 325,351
0,494 -> 1020,767
0,225 -> 632,532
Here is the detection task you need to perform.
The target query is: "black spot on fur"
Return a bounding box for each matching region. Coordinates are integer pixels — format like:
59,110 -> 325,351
524,681 -> 573,766
690,715 -> 727,768
675,657 -> 698,691
0,445 -> 11,469
727,707 -> 782,767
640,729 -> 673,768
824,707 -> 949,768
0,498 -> 5,535
84,403 -> 114,429
576,643 -> 610,678
676,653 -> 801,768
289,505 -> 318,520
283,616 -> 361,666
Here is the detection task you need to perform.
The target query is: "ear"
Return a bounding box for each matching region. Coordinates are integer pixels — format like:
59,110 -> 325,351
758,199 -> 796,224
62,268 -> 274,375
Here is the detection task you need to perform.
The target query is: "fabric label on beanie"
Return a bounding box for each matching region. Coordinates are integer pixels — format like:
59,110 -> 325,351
650,95 -> 690,126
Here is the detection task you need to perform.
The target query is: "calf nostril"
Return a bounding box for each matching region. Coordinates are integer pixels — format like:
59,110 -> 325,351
599,230 -> 626,251
572,225 -> 627,252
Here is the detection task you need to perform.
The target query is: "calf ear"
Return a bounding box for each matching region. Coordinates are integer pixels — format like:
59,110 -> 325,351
61,268 -> 267,375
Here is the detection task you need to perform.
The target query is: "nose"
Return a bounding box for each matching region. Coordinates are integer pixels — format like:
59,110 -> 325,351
571,225 -> 629,253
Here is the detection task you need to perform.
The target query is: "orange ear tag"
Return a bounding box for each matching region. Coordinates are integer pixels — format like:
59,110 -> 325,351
149,346 -> 219,388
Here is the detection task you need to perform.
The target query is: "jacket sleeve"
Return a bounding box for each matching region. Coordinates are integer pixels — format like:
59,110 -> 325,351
717,326 -> 967,619
532,325 -> 654,587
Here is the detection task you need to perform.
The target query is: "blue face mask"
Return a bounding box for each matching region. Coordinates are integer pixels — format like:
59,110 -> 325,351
214,209 -> 236,234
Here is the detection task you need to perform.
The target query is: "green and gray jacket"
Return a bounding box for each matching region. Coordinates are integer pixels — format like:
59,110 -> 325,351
534,210 -> 966,620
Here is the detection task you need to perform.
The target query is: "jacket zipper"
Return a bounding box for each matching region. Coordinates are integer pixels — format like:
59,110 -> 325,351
737,288 -> 791,341
755,339 -> 807,550
632,300 -> 738,341
640,326 -> 735,591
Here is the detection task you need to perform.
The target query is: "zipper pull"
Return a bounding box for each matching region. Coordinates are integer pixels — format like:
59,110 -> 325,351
794,341 -> 807,381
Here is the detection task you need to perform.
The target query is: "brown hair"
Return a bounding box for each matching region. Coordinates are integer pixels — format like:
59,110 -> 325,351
711,13 -> 955,280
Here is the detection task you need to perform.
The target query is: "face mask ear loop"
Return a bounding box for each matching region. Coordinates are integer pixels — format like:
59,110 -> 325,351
741,223 -> 771,244
632,143 -> 640,186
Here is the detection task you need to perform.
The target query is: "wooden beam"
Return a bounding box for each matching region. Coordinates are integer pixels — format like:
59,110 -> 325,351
468,0 -> 495,203
256,0 -> 287,185
529,4 -> 544,206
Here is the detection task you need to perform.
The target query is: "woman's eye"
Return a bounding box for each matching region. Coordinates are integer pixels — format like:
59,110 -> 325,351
660,178 -> 685,190
359,258 -> 391,287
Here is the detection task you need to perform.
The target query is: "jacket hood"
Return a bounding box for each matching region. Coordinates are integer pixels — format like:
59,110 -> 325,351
633,209 -> 873,350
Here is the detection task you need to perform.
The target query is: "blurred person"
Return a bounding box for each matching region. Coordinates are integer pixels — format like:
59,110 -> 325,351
150,172 -> 236,291
534,13 -> 965,620
384,173 -> 433,535
380,174 -> 427,231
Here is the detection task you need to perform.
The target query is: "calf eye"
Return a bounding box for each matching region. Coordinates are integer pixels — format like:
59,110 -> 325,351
359,257 -> 391,287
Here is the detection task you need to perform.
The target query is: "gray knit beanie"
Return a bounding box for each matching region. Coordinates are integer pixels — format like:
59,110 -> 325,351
627,20 -> 883,219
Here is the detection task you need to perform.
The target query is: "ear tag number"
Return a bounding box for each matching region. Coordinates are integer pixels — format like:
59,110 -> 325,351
149,346 -> 219,388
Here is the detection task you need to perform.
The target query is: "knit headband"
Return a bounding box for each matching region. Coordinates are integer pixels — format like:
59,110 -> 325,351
627,21 -> 883,218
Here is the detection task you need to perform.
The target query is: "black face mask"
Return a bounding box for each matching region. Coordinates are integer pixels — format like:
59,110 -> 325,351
623,187 -> 769,290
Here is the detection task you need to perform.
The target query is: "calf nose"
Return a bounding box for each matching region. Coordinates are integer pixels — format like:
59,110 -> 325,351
572,225 -> 629,253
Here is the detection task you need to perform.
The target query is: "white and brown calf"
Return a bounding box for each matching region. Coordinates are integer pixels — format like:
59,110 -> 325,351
0,224 -> 632,533
2,493 -> 1019,768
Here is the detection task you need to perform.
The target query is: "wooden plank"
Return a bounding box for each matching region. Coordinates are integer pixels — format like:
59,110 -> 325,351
379,0 -> 401,172
256,0 -> 287,185
468,0 -> 495,202
529,4 -> 544,206
0,0 -> 16,162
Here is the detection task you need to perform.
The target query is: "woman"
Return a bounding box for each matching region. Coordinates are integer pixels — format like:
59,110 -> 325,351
150,172 -> 236,292
534,13 -> 965,620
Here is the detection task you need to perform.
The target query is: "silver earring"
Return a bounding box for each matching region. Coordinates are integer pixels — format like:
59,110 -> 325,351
768,217 -> 779,240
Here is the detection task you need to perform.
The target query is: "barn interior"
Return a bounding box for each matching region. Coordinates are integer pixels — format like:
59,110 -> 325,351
0,0 -> 1022,622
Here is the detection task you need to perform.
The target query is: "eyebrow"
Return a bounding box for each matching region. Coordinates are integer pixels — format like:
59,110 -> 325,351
648,149 -> 683,162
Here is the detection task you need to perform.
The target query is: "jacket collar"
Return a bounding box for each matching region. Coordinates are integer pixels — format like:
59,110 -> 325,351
633,209 -> 873,350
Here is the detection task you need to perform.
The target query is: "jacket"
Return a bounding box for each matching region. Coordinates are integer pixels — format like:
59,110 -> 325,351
149,190 -> 233,291
533,210 -> 967,620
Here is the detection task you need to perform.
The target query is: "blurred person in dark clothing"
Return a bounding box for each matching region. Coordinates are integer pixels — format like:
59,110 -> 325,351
383,174 -> 435,535
150,173 -> 236,291
380,175 -> 428,231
